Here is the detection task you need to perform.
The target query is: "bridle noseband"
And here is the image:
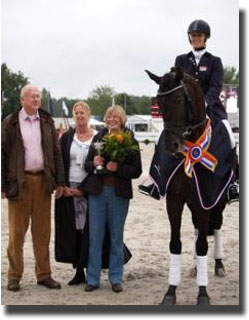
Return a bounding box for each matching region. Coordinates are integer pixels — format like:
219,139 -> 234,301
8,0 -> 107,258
157,80 -> 206,138
157,84 -> 184,96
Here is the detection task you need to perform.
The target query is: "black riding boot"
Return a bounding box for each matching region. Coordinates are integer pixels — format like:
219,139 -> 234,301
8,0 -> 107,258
227,147 -> 239,203
68,268 -> 86,285
138,183 -> 160,200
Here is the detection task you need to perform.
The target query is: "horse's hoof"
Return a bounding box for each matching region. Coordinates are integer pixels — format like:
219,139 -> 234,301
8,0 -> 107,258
189,267 -> 197,278
215,267 -> 226,277
160,294 -> 176,305
197,296 -> 211,305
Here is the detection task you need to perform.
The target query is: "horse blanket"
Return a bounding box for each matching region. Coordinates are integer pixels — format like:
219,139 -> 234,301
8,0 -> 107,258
150,120 -> 234,209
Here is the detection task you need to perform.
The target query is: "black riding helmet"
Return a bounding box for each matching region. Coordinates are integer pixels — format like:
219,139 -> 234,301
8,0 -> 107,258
187,19 -> 211,42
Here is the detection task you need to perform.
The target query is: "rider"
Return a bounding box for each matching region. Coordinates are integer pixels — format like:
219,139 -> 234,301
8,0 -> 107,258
139,19 -> 239,202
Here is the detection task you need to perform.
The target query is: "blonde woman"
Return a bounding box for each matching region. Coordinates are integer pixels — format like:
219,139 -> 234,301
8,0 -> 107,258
83,105 -> 142,292
55,101 -> 97,285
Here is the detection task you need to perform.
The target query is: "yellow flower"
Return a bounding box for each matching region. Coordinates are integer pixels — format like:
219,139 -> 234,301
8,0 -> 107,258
116,134 -> 123,144
100,131 -> 139,163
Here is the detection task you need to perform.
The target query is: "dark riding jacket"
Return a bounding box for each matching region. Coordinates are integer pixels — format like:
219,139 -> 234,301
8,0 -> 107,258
1,108 -> 65,200
175,51 -> 227,124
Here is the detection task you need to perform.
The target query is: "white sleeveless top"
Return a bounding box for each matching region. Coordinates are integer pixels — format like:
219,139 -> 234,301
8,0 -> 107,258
69,130 -> 97,183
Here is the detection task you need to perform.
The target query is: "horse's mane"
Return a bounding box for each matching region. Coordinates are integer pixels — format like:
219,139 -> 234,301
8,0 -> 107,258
167,67 -> 206,126
170,67 -> 200,91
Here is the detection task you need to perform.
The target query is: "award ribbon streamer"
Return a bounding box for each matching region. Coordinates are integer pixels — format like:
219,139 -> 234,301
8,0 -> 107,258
181,119 -> 218,178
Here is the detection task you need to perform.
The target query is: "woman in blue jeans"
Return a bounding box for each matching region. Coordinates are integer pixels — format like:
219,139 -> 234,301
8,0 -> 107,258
83,105 -> 142,292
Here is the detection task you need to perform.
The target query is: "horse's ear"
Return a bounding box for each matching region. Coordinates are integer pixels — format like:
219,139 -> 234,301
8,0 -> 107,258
171,67 -> 184,82
145,70 -> 161,84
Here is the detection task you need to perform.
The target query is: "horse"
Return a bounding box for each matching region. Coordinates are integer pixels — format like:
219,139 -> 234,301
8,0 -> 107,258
145,67 -> 232,305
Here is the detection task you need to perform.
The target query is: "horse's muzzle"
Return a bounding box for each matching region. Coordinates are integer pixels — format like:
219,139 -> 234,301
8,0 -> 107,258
164,134 -> 184,154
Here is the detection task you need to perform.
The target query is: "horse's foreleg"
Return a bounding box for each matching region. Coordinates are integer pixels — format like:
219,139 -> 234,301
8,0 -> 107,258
190,227 -> 225,278
161,200 -> 183,305
161,254 -> 181,305
196,256 -> 210,305
190,229 -> 225,278
196,227 -> 210,305
161,285 -> 177,305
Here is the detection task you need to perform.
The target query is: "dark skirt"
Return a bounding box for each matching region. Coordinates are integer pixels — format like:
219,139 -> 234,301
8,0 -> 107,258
55,196 -> 132,268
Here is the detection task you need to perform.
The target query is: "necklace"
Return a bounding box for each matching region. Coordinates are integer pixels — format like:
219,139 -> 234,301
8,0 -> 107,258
76,128 -> 93,141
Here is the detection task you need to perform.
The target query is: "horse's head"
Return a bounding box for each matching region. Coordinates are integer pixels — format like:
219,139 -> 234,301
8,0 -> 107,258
146,67 -> 206,154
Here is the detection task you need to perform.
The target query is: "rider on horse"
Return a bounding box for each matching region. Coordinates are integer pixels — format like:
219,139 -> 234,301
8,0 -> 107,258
139,20 -> 239,285
139,19 -> 239,202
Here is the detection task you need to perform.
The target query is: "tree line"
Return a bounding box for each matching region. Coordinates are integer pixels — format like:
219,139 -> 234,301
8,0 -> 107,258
1,63 -> 239,120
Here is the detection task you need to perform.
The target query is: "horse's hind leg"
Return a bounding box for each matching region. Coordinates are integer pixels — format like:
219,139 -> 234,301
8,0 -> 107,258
211,207 -> 226,277
161,200 -> 184,305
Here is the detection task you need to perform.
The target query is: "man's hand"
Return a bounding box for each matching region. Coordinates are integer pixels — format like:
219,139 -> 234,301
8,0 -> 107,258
63,187 -> 83,197
63,186 -> 73,197
55,186 -> 64,199
70,188 -> 83,197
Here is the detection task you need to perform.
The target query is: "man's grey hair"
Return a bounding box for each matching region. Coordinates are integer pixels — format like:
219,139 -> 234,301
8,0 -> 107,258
20,84 -> 41,98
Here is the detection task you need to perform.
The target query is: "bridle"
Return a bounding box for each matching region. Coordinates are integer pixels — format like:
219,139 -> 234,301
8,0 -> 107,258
157,80 -> 206,138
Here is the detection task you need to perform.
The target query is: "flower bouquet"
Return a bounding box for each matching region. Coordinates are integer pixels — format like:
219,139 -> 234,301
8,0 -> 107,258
100,131 -> 139,164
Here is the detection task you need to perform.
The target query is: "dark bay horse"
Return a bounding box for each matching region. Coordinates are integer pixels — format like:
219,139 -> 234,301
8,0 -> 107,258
146,67 -> 231,305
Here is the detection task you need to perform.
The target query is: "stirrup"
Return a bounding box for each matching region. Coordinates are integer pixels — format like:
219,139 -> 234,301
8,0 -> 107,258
138,180 -> 160,200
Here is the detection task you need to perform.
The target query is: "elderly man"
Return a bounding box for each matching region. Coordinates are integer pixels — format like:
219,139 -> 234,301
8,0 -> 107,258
1,84 -> 65,292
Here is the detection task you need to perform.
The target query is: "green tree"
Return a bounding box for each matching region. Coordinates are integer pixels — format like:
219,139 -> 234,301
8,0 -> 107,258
1,63 -> 28,119
224,66 -> 239,85
87,85 -> 115,119
41,88 -> 51,113
115,92 -> 133,114
131,95 -> 151,114
127,95 -> 152,115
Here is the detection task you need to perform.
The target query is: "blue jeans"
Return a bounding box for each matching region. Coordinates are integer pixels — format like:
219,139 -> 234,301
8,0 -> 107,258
87,186 -> 129,286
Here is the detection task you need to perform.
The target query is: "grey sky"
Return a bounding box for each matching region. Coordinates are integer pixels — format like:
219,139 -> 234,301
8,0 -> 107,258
2,0 -> 240,99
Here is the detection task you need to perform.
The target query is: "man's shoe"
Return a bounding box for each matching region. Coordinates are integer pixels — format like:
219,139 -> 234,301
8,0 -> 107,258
7,279 -> 20,292
138,183 -> 160,200
112,283 -> 123,293
37,277 -> 61,289
227,181 -> 239,203
85,284 -> 99,292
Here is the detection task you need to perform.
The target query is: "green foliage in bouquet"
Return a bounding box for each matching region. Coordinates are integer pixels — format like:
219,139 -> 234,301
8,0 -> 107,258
100,131 -> 139,163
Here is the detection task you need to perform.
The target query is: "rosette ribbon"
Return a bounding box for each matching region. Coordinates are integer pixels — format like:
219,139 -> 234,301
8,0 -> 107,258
180,119 -> 218,178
